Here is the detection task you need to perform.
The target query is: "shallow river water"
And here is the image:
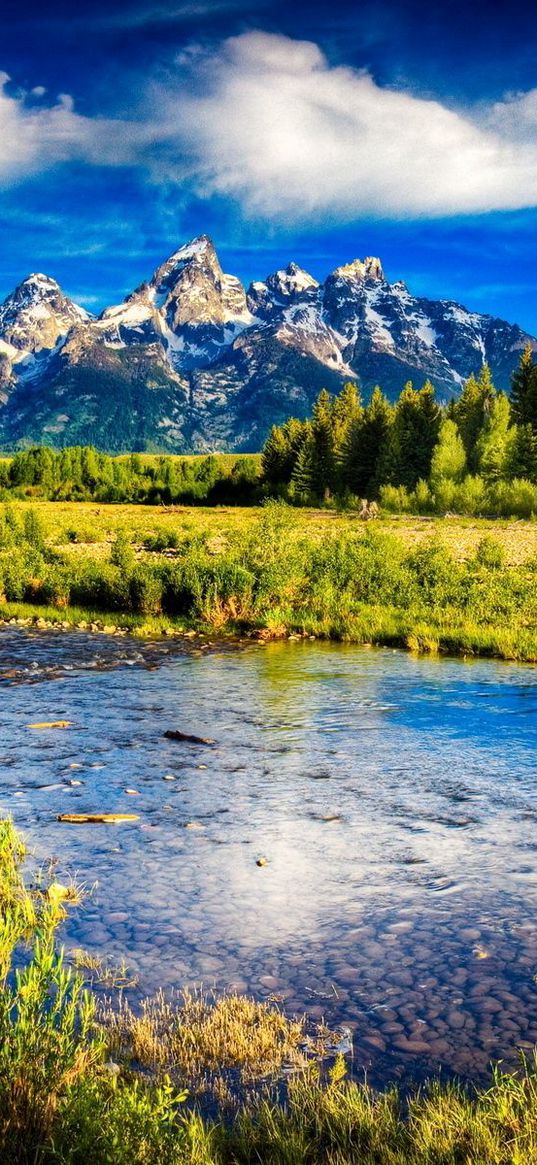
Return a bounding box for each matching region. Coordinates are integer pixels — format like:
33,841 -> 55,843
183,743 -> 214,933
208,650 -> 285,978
1,628 -> 537,1087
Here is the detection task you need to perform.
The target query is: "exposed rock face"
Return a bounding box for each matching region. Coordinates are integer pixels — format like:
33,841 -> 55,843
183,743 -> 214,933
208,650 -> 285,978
0,273 -> 89,354
0,236 -> 534,452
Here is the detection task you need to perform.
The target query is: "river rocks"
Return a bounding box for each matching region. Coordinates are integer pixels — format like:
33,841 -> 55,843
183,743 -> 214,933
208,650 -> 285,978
446,1010 -> 466,1030
164,729 -> 215,745
393,1036 -> 432,1054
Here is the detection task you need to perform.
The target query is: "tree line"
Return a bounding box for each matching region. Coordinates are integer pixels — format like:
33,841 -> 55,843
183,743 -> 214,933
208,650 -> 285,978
0,447 -> 261,505
2,345 -> 537,517
261,346 -> 537,515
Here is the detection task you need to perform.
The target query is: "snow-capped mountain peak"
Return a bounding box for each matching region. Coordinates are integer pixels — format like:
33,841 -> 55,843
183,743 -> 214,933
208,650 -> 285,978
0,272 -> 89,354
247,262 -> 319,318
332,256 -> 385,282
0,236 -> 534,452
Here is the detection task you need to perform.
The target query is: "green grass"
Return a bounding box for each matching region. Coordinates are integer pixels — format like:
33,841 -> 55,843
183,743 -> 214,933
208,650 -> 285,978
1,500 -> 537,661
2,818 -> 537,1163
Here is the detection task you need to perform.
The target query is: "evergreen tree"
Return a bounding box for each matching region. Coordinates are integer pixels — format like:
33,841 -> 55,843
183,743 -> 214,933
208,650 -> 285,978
510,346 -> 537,478
475,393 -> 515,481
452,366 -> 496,470
510,344 -> 537,428
291,432 -> 316,501
510,423 -> 537,482
262,418 -> 309,488
430,419 -> 466,483
309,389 -> 337,500
385,381 -> 441,489
333,382 -> 363,494
345,386 -> 393,496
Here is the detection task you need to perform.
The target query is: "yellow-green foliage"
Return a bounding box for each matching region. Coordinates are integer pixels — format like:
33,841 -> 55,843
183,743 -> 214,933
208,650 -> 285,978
1,501 -> 537,661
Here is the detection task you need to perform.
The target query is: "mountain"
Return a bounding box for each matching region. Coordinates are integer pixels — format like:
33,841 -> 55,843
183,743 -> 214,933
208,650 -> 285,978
0,235 -> 534,452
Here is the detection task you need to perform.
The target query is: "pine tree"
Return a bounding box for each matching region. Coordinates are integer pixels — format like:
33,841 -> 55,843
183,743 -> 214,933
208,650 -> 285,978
332,382 -> 363,493
510,344 -> 537,428
475,393 -> 515,481
310,389 -> 337,500
262,425 -> 291,487
346,386 -> 393,496
385,381 -> 440,489
452,366 -> 496,470
510,346 -> 537,478
262,418 -> 309,488
430,419 -> 466,483
291,432 -> 316,501
510,423 -> 537,482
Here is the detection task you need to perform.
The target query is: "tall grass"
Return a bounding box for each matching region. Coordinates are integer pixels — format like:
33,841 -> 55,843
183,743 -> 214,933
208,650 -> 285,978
1,501 -> 537,660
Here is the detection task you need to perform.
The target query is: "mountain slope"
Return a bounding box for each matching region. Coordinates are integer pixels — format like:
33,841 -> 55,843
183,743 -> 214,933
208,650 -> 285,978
0,236 -> 534,452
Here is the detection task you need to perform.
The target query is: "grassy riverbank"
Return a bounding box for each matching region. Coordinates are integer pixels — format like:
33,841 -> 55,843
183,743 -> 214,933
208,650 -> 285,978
2,818 -> 537,1164
1,500 -> 537,661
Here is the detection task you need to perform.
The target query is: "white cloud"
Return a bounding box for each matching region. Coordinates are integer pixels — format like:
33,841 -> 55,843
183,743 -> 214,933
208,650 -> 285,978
150,31 -> 537,220
0,74 -> 145,183
3,33 -> 537,222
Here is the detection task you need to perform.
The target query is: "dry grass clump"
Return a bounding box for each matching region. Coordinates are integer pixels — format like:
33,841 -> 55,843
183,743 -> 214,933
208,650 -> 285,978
69,947 -> 139,989
102,987 -> 334,1097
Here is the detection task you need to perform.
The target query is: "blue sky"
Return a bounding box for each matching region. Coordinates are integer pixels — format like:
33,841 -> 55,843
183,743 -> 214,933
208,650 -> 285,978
1,0 -> 537,332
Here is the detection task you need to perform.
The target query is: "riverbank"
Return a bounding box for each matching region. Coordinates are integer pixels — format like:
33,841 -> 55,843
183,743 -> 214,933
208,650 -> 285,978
2,818 -> 537,1164
1,600 -> 537,663
1,500 -> 537,662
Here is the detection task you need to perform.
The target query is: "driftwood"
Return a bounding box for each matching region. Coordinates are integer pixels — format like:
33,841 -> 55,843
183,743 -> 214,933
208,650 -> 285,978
164,730 -> 215,746
28,720 -> 72,729
57,813 -> 140,824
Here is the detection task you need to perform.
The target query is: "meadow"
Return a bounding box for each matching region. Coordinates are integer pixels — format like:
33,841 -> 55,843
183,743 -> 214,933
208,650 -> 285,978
1,500 -> 537,661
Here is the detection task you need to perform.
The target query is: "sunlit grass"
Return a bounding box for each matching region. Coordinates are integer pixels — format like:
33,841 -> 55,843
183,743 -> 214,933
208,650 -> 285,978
1,500 -> 537,661
102,987 -> 334,1106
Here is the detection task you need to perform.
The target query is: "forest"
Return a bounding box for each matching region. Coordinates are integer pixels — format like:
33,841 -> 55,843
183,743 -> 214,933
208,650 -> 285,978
1,345 -> 537,518
262,345 -> 537,516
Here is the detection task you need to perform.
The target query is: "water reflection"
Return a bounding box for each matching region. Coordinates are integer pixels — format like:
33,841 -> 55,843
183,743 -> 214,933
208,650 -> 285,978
1,630 -> 537,1086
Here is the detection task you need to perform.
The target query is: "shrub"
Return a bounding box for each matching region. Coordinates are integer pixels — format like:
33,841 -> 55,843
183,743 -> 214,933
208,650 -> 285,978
378,484 -> 411,513
128,566 -> 163,615
474,536 -> 506,571
110,530 -> 135,572
143,530 -> 180,552
452,475 -> 488,516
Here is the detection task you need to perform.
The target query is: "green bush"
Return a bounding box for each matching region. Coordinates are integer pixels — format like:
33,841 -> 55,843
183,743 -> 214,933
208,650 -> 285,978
128,566 -> 164,615
378,484 -> 411,513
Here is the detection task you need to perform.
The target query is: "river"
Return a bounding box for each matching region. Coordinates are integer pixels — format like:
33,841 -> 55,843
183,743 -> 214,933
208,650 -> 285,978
1,628 -> 537,1087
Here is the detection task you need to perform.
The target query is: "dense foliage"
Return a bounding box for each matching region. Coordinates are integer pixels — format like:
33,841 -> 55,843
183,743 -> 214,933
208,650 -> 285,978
262,346 -> 537,516
1,502 -> 537,660
0,449 -> 262,506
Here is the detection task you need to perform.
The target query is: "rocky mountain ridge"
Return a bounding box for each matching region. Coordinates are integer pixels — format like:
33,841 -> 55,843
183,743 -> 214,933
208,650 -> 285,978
0,235 -> 534,452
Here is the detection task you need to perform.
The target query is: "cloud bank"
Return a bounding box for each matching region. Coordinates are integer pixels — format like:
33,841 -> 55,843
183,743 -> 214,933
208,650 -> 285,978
0,74 -> 146,182
2,32 -> 537,222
